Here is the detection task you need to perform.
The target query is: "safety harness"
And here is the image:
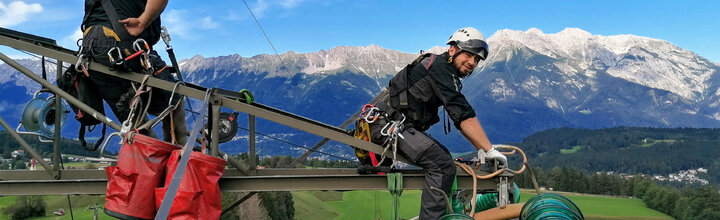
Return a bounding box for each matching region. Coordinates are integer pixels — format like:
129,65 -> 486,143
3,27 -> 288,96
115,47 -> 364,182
78,0 -> 155,74
353,103 -> 405,170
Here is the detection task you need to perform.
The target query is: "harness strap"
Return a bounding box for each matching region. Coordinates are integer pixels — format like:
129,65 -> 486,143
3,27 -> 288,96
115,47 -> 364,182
90,0 -> 132,41
396,53 -> 434,118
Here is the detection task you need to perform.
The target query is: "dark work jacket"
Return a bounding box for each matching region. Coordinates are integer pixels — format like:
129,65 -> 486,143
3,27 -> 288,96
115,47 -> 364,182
393,52 -> 476,131
82,0 -> 161,46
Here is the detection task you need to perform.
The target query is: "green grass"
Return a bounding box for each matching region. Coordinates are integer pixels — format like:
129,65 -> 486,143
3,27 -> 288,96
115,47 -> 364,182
327,190 -> 422,220
637,139 -> 677,148
560,145 -> 583,154
294,190 -> 423,220
314,191 -> 344,202
0,196 -> 16,220
293,191 -> 340,220
519,192 -> 672,219
294,190 -> 673,220
0,195 -> 111,220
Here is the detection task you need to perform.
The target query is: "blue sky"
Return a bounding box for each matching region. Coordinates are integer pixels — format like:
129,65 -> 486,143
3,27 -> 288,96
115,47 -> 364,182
0,0 -> 719,62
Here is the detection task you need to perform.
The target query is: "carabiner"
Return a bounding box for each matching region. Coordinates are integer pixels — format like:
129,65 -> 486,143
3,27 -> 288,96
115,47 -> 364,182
133,38 -> 150,53
361,106 -> 380,123
108,47 -> 124,65
75,54 -> 90,77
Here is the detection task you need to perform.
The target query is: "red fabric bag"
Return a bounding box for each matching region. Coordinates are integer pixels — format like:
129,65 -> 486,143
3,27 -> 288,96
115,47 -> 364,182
105,132 -> 181,219
155,150 -> 226,220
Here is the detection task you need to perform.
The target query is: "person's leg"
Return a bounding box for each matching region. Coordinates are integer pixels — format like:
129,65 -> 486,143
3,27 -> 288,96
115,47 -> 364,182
148,50 -> 188,145
88,70 -> 159,138
395,128 -> 455,219
88,70 -> 132,123
161,98 -> 188,145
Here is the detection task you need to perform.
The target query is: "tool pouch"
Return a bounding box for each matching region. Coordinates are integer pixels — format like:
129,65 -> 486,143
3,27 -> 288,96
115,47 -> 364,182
155,150 -> 226,220
104,132 -> 181,219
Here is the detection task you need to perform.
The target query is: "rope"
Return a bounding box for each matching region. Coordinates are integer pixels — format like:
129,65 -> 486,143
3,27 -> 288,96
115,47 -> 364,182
452,145 -> 530,215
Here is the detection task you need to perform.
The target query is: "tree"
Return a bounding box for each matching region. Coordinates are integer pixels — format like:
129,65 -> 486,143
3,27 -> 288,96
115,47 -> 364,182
7,196 -> 46,220
14,160 -> 26,169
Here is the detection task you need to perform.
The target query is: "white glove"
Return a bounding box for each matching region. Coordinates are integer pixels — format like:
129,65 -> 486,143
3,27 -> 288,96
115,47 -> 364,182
484,148 -> 507,166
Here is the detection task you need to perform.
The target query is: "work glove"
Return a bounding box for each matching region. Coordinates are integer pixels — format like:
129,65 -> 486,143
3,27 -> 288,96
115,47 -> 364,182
483,147 -> 508,166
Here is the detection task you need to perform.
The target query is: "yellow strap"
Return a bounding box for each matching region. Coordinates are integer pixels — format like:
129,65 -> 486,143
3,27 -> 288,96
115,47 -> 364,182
102,26 -> 121,41
353,120 -> 372,158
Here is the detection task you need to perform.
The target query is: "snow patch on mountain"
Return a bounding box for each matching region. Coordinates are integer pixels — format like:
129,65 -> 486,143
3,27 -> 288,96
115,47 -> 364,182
487,28 -> 716,101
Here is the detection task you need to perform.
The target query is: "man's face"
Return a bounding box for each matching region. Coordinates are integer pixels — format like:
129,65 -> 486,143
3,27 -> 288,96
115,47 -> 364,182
450,50 -> 480,78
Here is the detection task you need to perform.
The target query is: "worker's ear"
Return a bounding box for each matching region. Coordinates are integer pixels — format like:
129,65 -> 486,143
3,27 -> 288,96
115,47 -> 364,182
448,45 -> 459,57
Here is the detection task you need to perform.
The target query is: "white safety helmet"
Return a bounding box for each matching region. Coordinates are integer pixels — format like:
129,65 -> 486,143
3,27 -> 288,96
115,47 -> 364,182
446,27 -> 489,60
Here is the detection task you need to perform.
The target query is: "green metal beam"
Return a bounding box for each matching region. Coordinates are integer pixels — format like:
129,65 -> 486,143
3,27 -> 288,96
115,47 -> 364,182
0,169 -> 505,195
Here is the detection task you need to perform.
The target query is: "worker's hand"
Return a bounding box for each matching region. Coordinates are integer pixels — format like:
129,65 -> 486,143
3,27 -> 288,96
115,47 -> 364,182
118,17 -> 146,37
484,148 -> 507,166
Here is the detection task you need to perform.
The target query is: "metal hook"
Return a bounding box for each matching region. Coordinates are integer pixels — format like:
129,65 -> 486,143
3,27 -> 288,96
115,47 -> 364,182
108,47 -> 123,65
167,81 -> 185,107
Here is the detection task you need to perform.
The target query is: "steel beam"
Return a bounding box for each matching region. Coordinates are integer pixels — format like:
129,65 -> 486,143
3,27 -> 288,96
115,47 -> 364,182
0,169 -> 506,195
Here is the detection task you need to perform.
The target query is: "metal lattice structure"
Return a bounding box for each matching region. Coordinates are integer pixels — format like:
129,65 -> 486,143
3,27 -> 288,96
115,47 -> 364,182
0,28 -> 510,198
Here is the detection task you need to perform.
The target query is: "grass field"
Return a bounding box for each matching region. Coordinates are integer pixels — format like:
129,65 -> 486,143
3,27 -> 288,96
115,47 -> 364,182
560,145 -> 583,154
519,192 -> 671,219
0,195 -> 111,220
2,189 -> 672,219
293,190 -> 673,220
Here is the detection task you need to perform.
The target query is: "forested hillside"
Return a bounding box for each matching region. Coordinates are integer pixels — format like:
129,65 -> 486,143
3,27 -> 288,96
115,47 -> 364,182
511,127 -> 720,184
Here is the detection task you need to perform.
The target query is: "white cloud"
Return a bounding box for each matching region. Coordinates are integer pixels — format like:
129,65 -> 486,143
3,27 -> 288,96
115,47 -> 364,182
225,9 -> 246,21
280,0 -> 306,8
59,29 -> 83,50
200,17 -> 219,30
251,0 -> 310,18
163,9 -> 219,40
0,1 -> 43,27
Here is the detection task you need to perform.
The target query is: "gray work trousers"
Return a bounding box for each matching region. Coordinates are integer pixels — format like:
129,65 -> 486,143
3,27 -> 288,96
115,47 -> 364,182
370,121 -> 455,220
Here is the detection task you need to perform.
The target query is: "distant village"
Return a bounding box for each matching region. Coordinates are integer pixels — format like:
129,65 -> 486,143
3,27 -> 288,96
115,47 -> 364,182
602,168 -> 711,185
1,149 -> 112,170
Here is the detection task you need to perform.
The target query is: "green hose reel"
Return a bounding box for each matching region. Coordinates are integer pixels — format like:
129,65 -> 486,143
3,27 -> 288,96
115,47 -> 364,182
520,193 -> 584,220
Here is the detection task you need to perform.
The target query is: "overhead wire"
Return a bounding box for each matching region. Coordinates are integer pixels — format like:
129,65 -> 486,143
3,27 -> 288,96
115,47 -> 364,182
11,48 -> 71,68
240,0 -> 301,94
236,125 -> 358,163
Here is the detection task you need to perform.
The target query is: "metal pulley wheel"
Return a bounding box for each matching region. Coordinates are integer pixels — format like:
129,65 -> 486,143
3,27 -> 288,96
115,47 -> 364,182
205,112 -> 239,143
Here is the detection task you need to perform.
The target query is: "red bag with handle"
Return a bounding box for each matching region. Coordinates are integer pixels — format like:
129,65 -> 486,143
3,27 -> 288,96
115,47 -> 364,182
155,150 -> 226,219
104,132 -> 181,219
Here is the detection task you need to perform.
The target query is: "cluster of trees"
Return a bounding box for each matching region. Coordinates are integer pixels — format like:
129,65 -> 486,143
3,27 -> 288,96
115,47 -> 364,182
3,196 -> 46,220
515,166 -> 720,219
512,127 -> 720,184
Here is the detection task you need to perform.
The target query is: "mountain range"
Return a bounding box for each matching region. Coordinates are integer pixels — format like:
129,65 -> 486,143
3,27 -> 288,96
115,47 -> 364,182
1,27 -> 718,158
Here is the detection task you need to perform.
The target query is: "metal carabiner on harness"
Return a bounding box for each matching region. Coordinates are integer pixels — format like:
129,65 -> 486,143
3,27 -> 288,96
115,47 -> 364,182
360,104 -> 381,123
107,47 -> 124,66
380,114 -> 406,139
132,38 -> 153,71
75,54 -> 90,77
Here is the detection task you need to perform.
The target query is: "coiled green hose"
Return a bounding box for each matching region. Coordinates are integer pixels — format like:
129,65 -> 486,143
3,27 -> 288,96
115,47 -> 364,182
520,193 -> 584,220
